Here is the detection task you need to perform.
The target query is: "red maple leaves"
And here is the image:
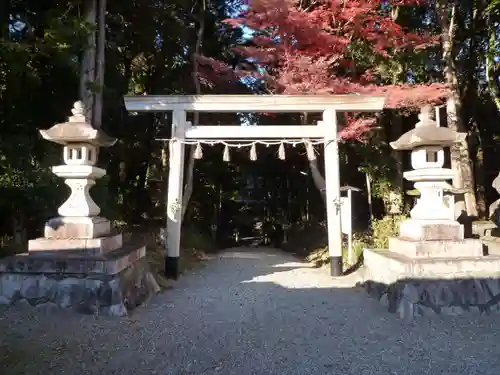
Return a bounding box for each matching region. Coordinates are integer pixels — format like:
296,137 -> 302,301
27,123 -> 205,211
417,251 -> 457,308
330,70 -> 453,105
198,0 -> 448,139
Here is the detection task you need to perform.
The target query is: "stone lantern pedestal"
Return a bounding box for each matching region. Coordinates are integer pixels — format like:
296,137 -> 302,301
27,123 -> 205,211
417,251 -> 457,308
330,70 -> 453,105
474,173 -> 500,254
0,102 -> 159,316
361,106 -> 500,320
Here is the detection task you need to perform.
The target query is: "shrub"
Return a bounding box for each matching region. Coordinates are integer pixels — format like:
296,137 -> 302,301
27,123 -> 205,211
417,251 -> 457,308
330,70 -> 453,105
370,214 -> 406,248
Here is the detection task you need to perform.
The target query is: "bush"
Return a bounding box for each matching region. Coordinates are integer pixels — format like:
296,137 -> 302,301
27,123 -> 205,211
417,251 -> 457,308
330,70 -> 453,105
341,214 -> 406,266
343,233 -> 369,264
287,215 -> 407,267
370,214 -> 405,248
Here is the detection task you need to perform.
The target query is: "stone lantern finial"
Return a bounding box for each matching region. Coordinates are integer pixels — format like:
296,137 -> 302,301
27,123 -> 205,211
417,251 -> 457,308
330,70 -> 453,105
416,105 -> 436,127
71,101 -> 85,116
69,101 -> 86,123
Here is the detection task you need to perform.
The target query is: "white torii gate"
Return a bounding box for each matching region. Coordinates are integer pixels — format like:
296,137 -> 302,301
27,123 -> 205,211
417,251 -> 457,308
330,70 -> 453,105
124,95 -> 385,278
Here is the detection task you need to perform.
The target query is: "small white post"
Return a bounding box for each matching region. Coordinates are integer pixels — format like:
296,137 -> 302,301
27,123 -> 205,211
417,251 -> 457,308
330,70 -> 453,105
322,109 -> 343,276
165,110 -> 186,279
340,186 -> 361,266
347,188 -> 353,264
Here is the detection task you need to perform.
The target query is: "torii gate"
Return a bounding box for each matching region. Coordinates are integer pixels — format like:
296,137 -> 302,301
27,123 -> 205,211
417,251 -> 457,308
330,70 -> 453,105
124,95 -> 385,278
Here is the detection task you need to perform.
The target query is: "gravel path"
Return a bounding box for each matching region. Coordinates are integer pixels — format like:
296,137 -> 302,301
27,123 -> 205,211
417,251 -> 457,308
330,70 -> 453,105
2,246 -> 500,375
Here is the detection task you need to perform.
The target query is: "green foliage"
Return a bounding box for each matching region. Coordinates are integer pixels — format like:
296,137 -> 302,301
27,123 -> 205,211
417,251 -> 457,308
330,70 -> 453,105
181,225 -> 217,252
0,0 -> 499,254
289,212 -> 406,267
342,234 -> 369,265
92,174 -> 120,220
353,114 -> 400,201
339,215 -> 406,265
370,215 -> 406,249
0,0 -> 242,237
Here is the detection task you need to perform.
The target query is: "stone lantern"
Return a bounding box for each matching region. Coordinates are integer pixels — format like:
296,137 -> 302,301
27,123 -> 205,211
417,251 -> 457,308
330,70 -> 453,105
361,105 -> 500,321
39,101 -> 116,239
0,101 -> 158,316
390,105 -> 466,240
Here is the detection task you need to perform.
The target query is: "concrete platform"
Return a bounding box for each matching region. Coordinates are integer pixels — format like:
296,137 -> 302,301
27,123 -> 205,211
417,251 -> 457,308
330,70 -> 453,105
0,243 -> 159,316
0,242 -> 145,276
364,249 -> 500,283
361,248 -> 500,320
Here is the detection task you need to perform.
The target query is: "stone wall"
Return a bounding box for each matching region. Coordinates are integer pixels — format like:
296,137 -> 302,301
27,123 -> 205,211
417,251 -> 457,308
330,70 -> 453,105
361,276 -> 500,320
0,258 -> 159,316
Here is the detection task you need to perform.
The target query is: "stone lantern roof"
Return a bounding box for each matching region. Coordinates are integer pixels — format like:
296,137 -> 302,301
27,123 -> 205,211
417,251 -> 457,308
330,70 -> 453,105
39,101 -> 117,147
390,105 -> 466,151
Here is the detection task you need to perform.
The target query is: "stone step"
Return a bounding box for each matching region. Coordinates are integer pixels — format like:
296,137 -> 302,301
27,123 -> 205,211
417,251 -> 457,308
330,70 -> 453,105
388,237 -> 483,258
363,248 -> 500,285
0,241 -> 145,276
481,236 -> 500,255
28,232 -> 123,255
484,228 -> 500,237
472,221 -> 497,237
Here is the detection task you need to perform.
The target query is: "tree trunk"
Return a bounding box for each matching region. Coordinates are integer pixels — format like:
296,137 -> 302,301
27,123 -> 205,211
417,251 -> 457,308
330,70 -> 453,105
436,0 -> 478,217
93,0 -> 106,129
486,11 -> 500,113
464,4 -> 486,217
181,0 -> 205,220
301,112 -> 327,202
12,214 -> 26,245
387,113 -> 403,214
80,0 -> 97,123
309,158 -> 326,202
181,148 -> 195,218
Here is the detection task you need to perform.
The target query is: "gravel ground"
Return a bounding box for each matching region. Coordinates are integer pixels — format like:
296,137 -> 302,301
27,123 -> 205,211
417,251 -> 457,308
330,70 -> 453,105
2,246 -> 500,375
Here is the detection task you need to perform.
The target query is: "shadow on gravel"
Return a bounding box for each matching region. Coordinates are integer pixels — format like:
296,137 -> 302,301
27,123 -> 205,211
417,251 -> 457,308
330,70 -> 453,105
2,247 -> 500,375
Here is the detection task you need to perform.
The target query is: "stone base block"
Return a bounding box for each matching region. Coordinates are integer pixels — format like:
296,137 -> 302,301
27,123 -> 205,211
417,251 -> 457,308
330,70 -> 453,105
362,277 -> 500,321
361,248 -> 500,320
0,257 -> 160,316
0,243 -> 145,275
388,237 -> 483,258
481,236 -> 500,255
44,216 -> 110,239
472,221 -> 497,237
364,248 -> 500,284
486,228 -> 500,237
28,233 -> 122,255
399,219 -> 464,241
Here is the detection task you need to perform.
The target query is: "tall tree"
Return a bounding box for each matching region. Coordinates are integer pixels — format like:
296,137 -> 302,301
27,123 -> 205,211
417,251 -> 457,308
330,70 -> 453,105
181,0 -> 206,219
436,0 -> 478,217
201,0 -> 446,105
199,0 -> 448,200
486,0 -> 500,112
